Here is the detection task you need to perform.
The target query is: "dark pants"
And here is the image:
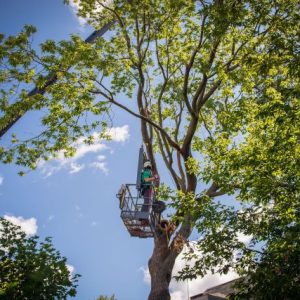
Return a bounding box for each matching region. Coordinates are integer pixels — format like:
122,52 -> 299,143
141,187 -> 153,212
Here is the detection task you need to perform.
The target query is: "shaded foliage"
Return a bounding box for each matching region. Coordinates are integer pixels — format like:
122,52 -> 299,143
0,218 -> 80,299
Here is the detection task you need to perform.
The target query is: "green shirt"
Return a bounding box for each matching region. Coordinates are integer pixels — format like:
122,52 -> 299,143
141,169 -> 152,187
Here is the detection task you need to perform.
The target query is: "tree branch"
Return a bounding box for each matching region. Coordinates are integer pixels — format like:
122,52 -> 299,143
182,15 -> 207,117
95,88 -> 180,152
176,150 -> 187,191
156,130 -> 182,190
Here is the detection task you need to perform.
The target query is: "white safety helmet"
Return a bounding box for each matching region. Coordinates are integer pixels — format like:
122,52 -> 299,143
144,161 -> 152,168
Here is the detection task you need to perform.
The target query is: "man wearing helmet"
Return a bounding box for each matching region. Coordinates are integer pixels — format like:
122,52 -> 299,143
141,161 -> 158,212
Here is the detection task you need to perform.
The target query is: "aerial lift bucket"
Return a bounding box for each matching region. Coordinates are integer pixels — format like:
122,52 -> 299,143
117,146 -> 166,238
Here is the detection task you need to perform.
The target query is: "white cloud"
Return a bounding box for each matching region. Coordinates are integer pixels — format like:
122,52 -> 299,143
140,245 -> 238,300
237,232 -> 252,245
97,155 -> 106,161
0,175 -> 3,185
69,162 -> 85,174
4,215 -> 38,236
38,125 -> 129,177
170,248 -> 238,299
68,0 -> 87,27
139,266 -> 151,284
70,142 -> 107,162
39,164 -> 61,178
66,264 -> 76,280
170,290 -> 185,300
105,125 -> 130,142
67,264 -> 75,275
170,270 -> 238,300
90,161 -> 109,175
68,0 -> 113,28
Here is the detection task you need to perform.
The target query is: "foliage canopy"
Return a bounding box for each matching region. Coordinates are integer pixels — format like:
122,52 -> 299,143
0,218 -> 80,299
0,0 -> 299,298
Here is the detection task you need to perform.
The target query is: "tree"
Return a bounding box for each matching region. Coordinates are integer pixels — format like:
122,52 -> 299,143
178,75 -> 300,298
0,0 -> 299,299
0,218 -> 80,299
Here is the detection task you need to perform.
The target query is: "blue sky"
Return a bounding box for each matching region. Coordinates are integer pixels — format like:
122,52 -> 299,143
0,1 -> 239,299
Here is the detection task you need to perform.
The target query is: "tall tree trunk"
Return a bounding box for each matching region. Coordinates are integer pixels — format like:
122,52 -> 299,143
148,232 -> 176,300
147,212 -> 194,299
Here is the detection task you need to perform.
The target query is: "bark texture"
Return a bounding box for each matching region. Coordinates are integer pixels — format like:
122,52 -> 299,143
148,232 -> 175,300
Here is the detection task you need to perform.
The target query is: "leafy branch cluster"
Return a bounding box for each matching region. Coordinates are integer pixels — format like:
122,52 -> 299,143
0,218 -> 80,299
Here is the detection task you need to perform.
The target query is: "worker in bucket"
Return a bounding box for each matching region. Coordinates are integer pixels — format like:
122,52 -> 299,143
141,161 -> 159,212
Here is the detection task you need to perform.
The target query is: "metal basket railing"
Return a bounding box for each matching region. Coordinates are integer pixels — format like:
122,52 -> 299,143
117,183 -> 158,238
